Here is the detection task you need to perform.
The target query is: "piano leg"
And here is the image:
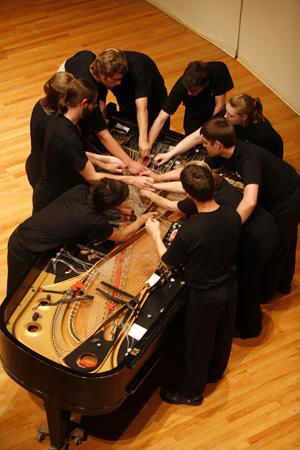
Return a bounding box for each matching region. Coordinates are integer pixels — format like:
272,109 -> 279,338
44,402 -> 71,449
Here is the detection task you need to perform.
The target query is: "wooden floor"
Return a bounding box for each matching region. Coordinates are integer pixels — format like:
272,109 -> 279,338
0,0 -> 299,448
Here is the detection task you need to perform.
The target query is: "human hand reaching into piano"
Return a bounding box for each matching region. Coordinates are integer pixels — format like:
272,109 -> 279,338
153,152 -> 172,167
130,175 -> 154,190
138,140 -> 151,166
127,159 -> 146,176
140,212 -> 158,225
105,160 -> 126,174
145,217 -> 161,238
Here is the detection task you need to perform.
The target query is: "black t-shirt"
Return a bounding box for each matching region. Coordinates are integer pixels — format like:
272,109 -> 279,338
178,178 -> 277,244
234,118 -> 284,159
162,205 -> 241,289
18,184 -> 113,253
163,62 -> 233,123
38,115 -> 89,206
98,51 -> 168,117
206,141 -> 299,215
64,50 -> 107,133
28,100 -> 51,169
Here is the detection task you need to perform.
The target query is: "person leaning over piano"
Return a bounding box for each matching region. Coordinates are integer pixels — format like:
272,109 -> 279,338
33,78 -> 153,213
141,161 -> 280,339
61,48 -> 168,165
146,164 -> 241,406
26,71 -> 125,190
7,179 -> 155,298
58,50 -> 144,176
148,60 -> 233,154
200,117 -> 300,300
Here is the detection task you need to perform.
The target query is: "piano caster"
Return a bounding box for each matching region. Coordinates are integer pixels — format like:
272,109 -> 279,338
37,423 -> 49,442
37,422 -> 87,448
69,427 -> 88,446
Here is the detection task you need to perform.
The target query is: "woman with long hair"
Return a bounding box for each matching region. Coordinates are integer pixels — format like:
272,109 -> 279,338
224,93 -> 284,158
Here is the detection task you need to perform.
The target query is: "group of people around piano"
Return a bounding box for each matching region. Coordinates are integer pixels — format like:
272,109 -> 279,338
7,48 -> 300,407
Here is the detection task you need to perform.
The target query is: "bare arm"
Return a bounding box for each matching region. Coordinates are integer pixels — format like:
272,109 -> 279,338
140,190 -> 180,212
85,152 -> 125,173
136,97 -> 151,162
145,218 -> 167,258
236,184 -> 259,224
212,94 -> 226,116
153,181 -> 184,193
96,129 -> 144,175
99,100 -> 106,113
79,160 -> 154,189
152,167 -> 183,182
109,212 -> 155,242
148,110 -> 170,148
153,128 -> 203,166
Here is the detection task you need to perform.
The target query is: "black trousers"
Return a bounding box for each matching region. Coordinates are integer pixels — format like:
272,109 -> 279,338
262,184 -> 300,299
7,230 -> 37,298
180,277 -> 237,396
236,228 -> 280,338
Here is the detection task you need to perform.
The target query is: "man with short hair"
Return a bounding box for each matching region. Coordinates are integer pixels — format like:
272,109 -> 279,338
60,50 -> 142,175
148,60 -> 233,150
200,117 -> 300,299
64,49 -> 168,163
146,164 -> 241,405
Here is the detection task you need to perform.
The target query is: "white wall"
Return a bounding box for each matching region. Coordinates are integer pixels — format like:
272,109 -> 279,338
238,0 -> 300,114
147,0 -> 300,114
146,0 -> 242,57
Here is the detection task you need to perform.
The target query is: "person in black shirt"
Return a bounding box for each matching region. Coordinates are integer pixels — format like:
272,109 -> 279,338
7,180 -> 155,297
224,94 -> 284,158
26,72 -> 123,189
61,50 -> 145,175
148,60 -> 233,150
142,163 -> 280,338
89,48 -> 168,162
146,164 -> 241,405
200,117 -> 300,299
64,49 -> 168,164
33,78 -> 153,213
26,72 -> 75,188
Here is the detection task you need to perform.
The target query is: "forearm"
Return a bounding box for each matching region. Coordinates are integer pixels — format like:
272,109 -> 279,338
154,167 -> 183,182
236,199 -> 256,224
236,184 -> 259,224
212,94 -> 226,117
153,181 -> 184,193
151,231 -> 167,258
148,111 -> 169,147
96,130 -> 132,166
113,217 -> 145,241
170,129 -> 202,157
145,191 -> 179,211
136,102 -> 149,145
213,104 -> 225,116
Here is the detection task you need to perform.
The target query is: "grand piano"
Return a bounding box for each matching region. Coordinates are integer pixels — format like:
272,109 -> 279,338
0,114 -> 206,449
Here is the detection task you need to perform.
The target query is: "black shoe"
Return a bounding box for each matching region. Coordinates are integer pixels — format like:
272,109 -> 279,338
207,374 -> 223,383
160,388 -> 203,406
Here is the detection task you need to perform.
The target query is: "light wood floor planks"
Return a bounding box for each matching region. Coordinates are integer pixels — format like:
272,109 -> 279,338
0,0 -> 299,449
